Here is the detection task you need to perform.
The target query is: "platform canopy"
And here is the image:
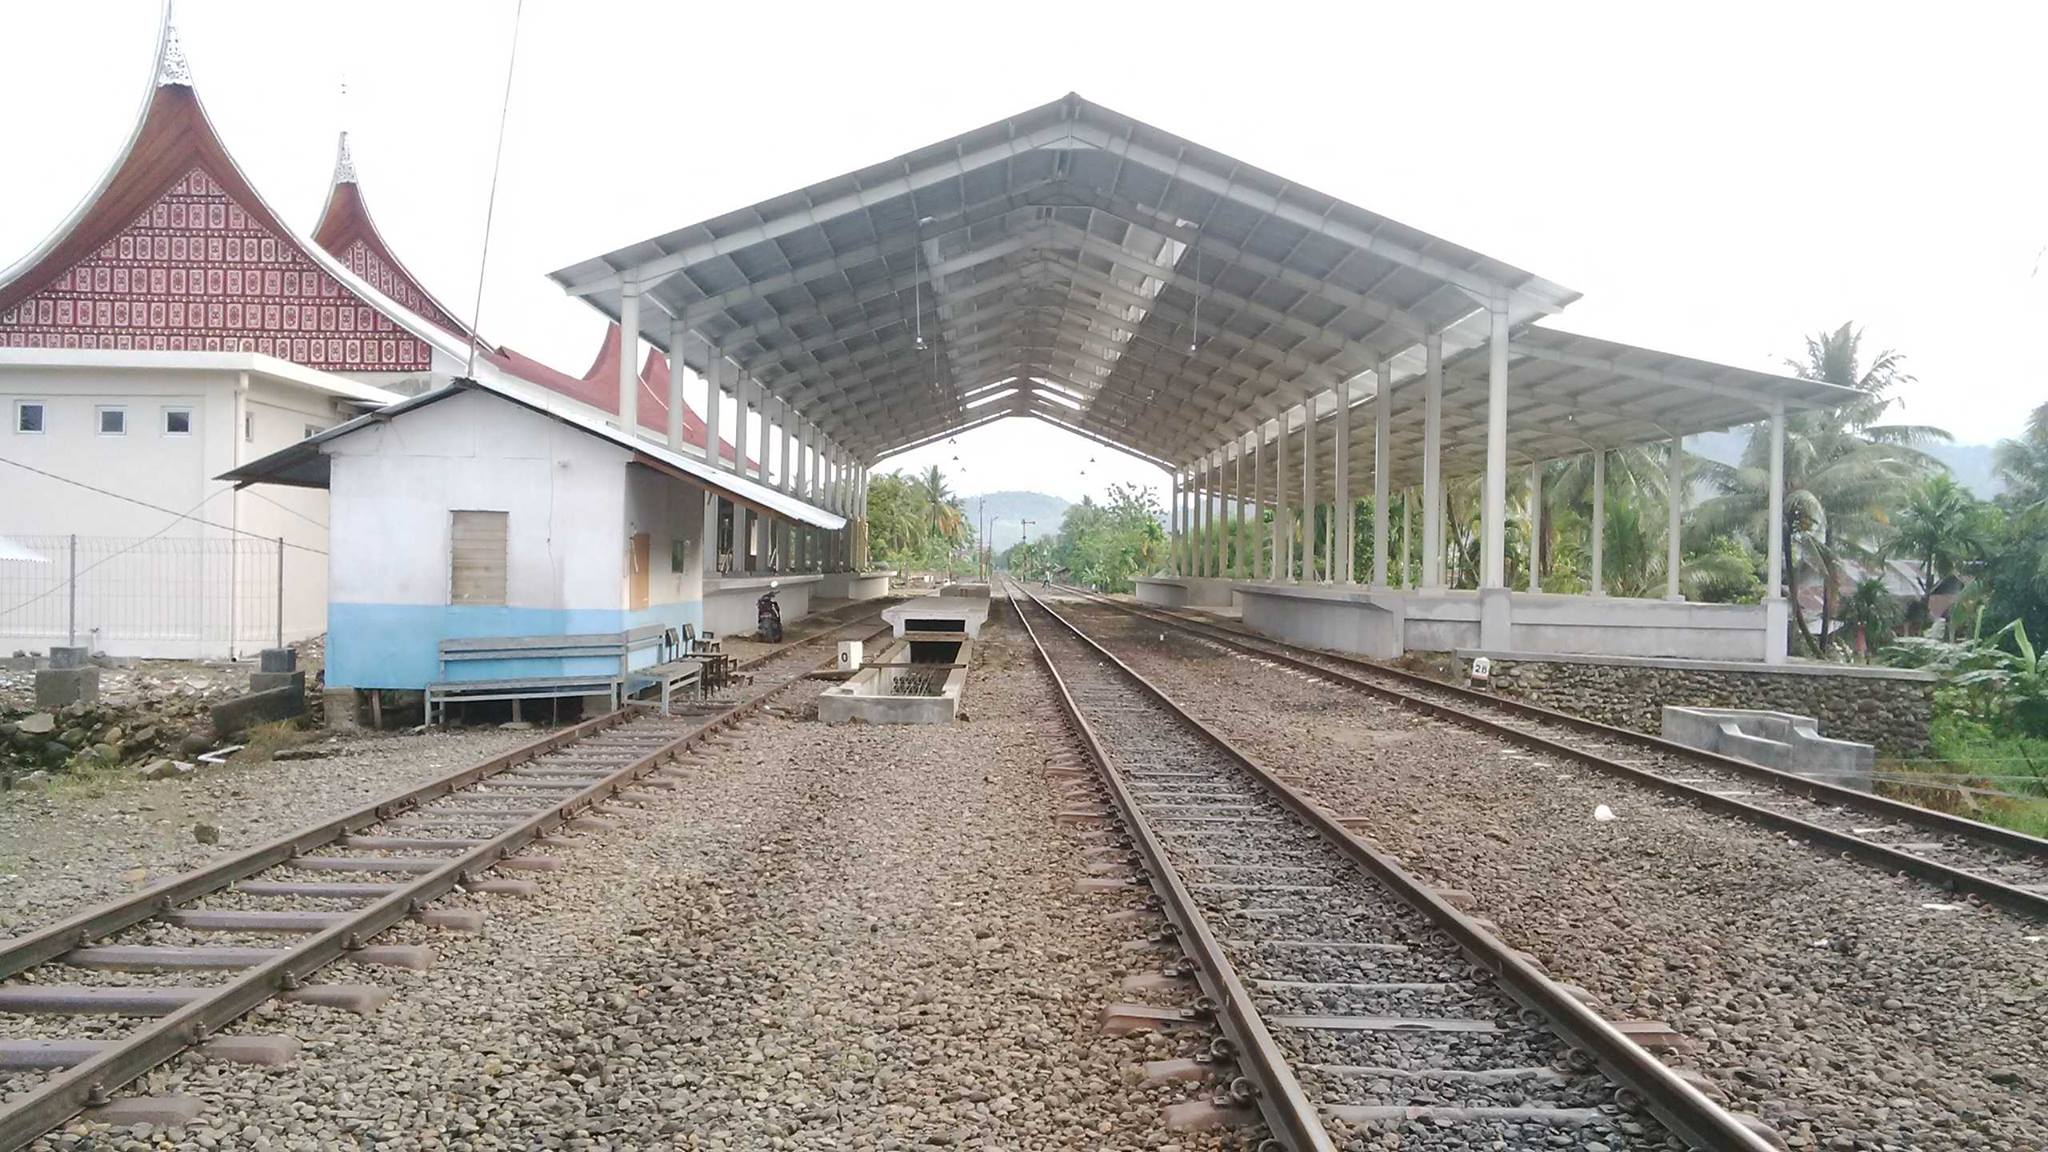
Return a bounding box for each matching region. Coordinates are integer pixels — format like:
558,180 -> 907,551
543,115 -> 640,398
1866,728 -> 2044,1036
1263,324 -> 1866,499
549,93 -> 1585,467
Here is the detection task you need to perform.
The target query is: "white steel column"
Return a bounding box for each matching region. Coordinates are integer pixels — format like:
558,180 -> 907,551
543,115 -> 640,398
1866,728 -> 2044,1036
1766,405 -> 1786,598
1591,449 -> 1607,597
1333,377 -> 1351,583
1210,450 -> 1225,579
1300,395 -> 1317,582
1528,463 -> 1543,593
617,282 -> 640,435
1400,490 -> 1412,588
1371,360 -> 1391,588
754,381 -> 771,482
1665,433 -> 1684,601
1421,334 -> 1444,591
665,319 -> 686,451
1275,414 -> 1292,581
1481,302 -> 1509,588
1233,439 -> 1247,580
1169,472 -> 1182,576
1251,431 -> 1265,581
1765,400 -> 1787,663
703,353 -> 725,471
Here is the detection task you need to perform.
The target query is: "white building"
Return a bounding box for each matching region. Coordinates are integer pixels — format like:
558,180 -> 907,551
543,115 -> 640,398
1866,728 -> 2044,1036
221,376 -> 842,693
0,349 -> 397,658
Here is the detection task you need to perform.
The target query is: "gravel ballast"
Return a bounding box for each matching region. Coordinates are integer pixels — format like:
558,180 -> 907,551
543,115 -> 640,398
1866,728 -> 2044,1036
1053,596 -> 2047,1152
0,729 -> 532,935
29,610 -> 1228,1151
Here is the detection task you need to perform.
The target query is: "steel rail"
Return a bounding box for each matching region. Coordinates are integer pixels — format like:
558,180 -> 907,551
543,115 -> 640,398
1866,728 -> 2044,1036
0,610 -> 893,1151
1012,582 -> 1777,1152
1004,583 -> 1333,1152
1061,587 -> 2048,920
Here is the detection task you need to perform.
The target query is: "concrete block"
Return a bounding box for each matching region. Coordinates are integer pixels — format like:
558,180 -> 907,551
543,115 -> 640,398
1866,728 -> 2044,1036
46,646 -> 92,670
209,683 -> 308,737
322,688 -> 363,732
33,666 -> 99,709
249,670 -> 305,696
258,647 -> 297,673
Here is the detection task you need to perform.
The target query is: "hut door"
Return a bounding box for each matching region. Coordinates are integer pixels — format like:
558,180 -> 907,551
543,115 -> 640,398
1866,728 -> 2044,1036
628,533 -> 651,610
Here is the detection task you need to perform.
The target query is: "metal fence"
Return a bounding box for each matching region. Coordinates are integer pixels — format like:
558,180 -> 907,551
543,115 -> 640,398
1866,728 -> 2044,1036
0,534 -> 282,655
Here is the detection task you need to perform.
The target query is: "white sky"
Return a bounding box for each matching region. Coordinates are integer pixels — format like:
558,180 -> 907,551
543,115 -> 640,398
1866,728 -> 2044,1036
3,1 -> 2042,508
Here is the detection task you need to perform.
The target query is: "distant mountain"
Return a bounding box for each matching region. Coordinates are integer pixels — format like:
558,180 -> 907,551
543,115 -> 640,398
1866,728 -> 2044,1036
1689,429 -> 2003,498
960,490 -> 1070,549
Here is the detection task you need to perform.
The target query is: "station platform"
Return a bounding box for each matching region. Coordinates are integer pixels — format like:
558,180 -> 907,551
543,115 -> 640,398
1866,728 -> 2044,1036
1134,577 -> 1788,664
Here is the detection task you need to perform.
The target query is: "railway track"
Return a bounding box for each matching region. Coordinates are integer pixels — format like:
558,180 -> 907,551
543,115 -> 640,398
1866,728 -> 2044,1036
0,605 -> 893,1150
1052,586 -> 2048,919
1005,580 -> 1776,1152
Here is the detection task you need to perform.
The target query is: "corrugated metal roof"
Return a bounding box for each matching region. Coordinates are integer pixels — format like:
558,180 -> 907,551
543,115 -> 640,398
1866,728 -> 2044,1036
549,93 -> 1580,468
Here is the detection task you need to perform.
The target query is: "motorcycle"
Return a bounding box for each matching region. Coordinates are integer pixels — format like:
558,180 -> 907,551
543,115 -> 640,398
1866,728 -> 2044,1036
756,580 -> 784,643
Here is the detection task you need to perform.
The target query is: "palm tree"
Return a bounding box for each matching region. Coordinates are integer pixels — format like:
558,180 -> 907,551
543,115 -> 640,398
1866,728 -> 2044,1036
1888,473 -> 1983,631
1693,323 -> 1947,656
917,465 -> 965,544
1994,400 -> 2048,512
1837,576 -> 1903,658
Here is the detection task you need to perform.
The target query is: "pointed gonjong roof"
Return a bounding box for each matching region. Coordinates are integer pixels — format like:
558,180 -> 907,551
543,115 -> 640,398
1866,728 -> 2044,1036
311,131 -> 474,341
0,8 -> 752,466
0,14 -> 470,373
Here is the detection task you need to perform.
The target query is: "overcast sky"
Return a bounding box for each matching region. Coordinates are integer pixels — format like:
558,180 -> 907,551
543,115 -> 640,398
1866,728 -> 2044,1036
3,1 -> 2041,506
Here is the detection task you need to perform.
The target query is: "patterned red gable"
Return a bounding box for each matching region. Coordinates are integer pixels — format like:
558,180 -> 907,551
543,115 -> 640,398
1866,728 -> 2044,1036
0,167 -> 431,371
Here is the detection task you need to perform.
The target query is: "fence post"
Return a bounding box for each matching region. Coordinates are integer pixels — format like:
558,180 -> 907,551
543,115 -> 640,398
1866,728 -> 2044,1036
275,536 -> 285,651
67,534 -> 77,648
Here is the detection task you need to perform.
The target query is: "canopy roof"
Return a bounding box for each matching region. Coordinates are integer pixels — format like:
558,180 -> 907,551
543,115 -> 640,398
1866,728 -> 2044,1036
550,93 -> 1583,467
1214,325 -> 1866,495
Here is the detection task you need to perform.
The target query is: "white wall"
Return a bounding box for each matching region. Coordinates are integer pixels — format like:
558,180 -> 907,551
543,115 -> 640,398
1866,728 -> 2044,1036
0,363 -> 350,657
622,461 -> 704,618
326,388 -> 628,613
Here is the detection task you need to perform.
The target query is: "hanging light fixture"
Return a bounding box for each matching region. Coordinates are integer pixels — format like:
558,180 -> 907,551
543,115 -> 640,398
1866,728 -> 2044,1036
1188,241 -> 1201,355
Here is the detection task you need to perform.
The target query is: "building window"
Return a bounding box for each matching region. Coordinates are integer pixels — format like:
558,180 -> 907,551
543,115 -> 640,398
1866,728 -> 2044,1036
164,408 -> 192,435
97,406 -> 126,435
244,412 -> 254,442
449,510 -> 509,606
14,401 -> 44,434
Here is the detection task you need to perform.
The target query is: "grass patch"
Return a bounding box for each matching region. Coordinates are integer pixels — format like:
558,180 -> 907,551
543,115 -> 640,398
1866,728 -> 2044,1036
229,720 -> 309,764
1878,715 -> 2048,836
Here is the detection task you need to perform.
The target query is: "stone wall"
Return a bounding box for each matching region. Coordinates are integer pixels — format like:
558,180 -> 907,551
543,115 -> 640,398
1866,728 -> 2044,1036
1469,653 -> 1936,757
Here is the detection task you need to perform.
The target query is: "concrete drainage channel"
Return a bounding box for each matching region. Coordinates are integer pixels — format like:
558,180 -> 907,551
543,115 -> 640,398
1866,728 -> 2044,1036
1005,581 -> 1779,1152
0,610 -> 891,1150
819,587 -> 990,724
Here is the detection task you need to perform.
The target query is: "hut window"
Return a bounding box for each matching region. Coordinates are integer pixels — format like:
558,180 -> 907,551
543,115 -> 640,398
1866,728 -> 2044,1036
449,510 -> 508,606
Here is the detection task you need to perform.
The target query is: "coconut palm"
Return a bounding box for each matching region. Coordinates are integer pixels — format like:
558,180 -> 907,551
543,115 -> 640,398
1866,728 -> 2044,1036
1693,323 -> 1947,656
1888,473 -> 1984,631
917,465 -> 966,544
1995,400 -> 2048,512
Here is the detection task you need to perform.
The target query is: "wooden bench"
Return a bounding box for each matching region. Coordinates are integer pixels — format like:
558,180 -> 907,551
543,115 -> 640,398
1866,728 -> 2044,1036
427,626 -> 670,724
624,659 -> 704,714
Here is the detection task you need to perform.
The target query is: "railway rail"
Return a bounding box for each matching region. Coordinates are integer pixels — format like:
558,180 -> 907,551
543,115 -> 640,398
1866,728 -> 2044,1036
1005,580 -> 1776,1152
1052,586 -> 2048,919
0,603 -> 893,1150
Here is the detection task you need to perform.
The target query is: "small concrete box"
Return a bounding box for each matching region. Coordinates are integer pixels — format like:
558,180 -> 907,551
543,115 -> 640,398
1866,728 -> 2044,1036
837,641 -> 864,672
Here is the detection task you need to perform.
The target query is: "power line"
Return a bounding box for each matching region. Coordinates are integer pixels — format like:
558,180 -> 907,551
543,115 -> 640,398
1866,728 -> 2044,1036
464,0 -> 527,377
0,456 -> 326,554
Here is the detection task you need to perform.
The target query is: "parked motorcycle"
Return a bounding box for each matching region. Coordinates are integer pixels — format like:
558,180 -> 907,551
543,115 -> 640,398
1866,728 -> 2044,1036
756,580 -> 784,643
